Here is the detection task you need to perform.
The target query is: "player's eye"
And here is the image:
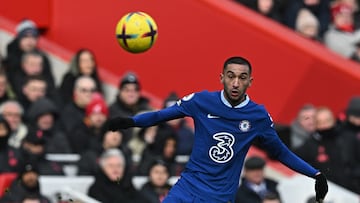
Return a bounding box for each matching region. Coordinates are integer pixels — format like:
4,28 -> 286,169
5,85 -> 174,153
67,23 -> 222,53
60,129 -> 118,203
227,74 -> 234,79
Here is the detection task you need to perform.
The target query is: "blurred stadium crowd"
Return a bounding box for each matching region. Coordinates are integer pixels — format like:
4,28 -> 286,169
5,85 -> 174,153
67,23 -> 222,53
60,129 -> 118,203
1,0 -> 360,201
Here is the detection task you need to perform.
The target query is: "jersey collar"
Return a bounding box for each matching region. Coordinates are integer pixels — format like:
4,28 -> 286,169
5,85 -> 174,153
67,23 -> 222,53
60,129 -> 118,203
221,90 -> 250,108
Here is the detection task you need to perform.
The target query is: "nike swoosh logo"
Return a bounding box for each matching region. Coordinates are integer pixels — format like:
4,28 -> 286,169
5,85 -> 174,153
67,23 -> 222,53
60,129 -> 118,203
207,114 -> 220,119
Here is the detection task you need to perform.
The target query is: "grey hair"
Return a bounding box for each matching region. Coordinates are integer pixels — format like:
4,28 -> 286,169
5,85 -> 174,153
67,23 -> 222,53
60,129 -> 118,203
0,100 -> 24,115
99,148 -> 126,169
74,75 -> 96,90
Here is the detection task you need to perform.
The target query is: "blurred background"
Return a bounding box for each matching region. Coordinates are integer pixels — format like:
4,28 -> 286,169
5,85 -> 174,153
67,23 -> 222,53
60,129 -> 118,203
0,0 -> 360,202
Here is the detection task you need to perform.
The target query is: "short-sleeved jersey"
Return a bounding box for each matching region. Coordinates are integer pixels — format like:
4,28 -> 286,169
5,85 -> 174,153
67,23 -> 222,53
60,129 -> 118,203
133,90 -> 318,202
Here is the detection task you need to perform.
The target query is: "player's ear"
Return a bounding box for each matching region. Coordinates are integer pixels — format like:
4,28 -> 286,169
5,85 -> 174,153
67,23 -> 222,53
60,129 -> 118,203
248,77 -> 253,87
220,73 -> 224,84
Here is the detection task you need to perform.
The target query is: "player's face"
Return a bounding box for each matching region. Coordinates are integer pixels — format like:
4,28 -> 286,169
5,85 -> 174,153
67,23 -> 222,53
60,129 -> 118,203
221,63 -> 252,106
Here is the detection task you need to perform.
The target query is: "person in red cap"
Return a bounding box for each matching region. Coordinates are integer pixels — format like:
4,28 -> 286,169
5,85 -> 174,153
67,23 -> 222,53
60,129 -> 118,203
68,92 -> 109,154
324,2 -> 360,58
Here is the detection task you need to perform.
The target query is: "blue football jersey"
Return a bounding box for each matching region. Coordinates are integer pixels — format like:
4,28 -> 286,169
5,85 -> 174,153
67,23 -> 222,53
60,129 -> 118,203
133,90 -> 318,202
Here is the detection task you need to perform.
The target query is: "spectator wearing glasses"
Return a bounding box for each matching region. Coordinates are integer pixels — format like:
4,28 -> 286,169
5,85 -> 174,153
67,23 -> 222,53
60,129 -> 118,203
0,100 -> 28,149
59,76 -> 97,135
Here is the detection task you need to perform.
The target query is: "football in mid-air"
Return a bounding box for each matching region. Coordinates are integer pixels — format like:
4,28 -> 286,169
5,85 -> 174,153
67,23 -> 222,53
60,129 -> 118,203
115,11 -> 158,53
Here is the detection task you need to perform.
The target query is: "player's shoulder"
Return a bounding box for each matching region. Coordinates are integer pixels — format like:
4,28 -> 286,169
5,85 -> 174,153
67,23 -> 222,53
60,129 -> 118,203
247,99 -> 270,116
181,90 -> 219,101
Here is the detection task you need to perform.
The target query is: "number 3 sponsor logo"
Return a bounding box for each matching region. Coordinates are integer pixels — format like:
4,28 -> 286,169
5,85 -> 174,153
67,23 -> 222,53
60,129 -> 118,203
209,132 -> 235,163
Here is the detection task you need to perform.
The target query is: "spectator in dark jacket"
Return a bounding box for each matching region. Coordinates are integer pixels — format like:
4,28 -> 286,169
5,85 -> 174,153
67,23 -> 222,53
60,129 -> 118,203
17,75 -> 47,117
59,76 -> 96,134
88,149 -> 145,203
109,72 -> 151,143
137,134 -> 181,176
77,122 -> 132,175
10,51 -> 55,101
338,96 -> 360,194
20,128 -> 63,175
235,156 -> 281,203
139,159 -> 172,203
295,107 -> 345,187
68,93 -> 108,154
0,163 -> 50,203
3,19 -> 54,89
60,49 -> 104,105
26,97 -> 70,154
0,115 -> 23,173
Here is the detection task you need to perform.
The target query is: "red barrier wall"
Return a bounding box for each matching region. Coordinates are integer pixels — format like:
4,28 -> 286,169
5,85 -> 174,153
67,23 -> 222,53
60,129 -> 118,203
1,0 -> 360,123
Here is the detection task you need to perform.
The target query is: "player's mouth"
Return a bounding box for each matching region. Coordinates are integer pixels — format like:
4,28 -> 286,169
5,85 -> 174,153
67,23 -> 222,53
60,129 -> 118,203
231,90 -> 239,97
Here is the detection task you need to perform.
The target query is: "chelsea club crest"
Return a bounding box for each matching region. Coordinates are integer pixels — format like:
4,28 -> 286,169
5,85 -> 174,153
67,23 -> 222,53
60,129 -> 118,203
239,120 -> 251,132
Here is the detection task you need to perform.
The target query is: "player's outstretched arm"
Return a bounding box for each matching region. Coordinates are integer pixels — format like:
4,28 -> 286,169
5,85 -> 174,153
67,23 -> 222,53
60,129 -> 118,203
108,117 -> 135,131
314,172 -> 328,203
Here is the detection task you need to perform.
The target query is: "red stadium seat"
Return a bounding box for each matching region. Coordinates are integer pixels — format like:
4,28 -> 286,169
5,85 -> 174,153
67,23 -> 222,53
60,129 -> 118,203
0,173 -> 17,197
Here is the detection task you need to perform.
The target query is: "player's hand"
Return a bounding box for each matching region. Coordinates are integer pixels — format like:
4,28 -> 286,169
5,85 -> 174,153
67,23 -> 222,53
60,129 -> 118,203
108,117 -> 135,131
314,173 -> 328,203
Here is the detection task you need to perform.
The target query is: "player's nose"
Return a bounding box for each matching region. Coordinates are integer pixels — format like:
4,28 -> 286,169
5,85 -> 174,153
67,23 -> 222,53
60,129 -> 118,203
232,78 -> 240,88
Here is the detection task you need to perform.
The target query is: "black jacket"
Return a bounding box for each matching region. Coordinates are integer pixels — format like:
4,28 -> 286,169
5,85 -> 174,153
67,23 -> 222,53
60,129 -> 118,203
0,178 -> 50,203
235,178 -> 280,203
88,169 -> 145,203
139,182 -> 172,203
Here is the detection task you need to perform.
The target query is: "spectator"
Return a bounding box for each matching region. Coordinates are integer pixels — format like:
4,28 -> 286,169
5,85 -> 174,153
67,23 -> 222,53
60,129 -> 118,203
26,97 -> 71,154
59,76 -> 96,134
20,128 -> 64,175
158,92 -> 194,156
77,122 -> 132,176
0,163 -> 50,203
0,115 -> 23,173
289,104 -> 317,150
18,75 -> 47,116
350,41 -> 360,62
109,72 -> 151,143
324,3 -> 360,58
88,149 -> 145,203
0,69 -> 16,105
295,8 -> 321,40
284,0 -> 331,38
137,134 -> 180,176
338,96 -> 360,194
235,156 -> 281,203
235,0 -> 283,23
139,159 -> 172,203
60,49 -> 104,105
68,93 -> 108,154
10,51 -> 55,100
0,100 -> 28,149
294,107 -> 344,187
335,0 -> 360,29
3,19 -> 54,86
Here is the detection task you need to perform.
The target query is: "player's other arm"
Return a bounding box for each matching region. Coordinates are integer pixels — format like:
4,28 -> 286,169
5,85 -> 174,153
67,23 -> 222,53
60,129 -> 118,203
258,114 -> 328,202
108,106 -> 185,131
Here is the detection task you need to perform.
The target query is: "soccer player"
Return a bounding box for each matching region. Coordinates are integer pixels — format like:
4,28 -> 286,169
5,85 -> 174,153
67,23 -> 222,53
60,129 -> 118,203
108,56 -> 328,203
